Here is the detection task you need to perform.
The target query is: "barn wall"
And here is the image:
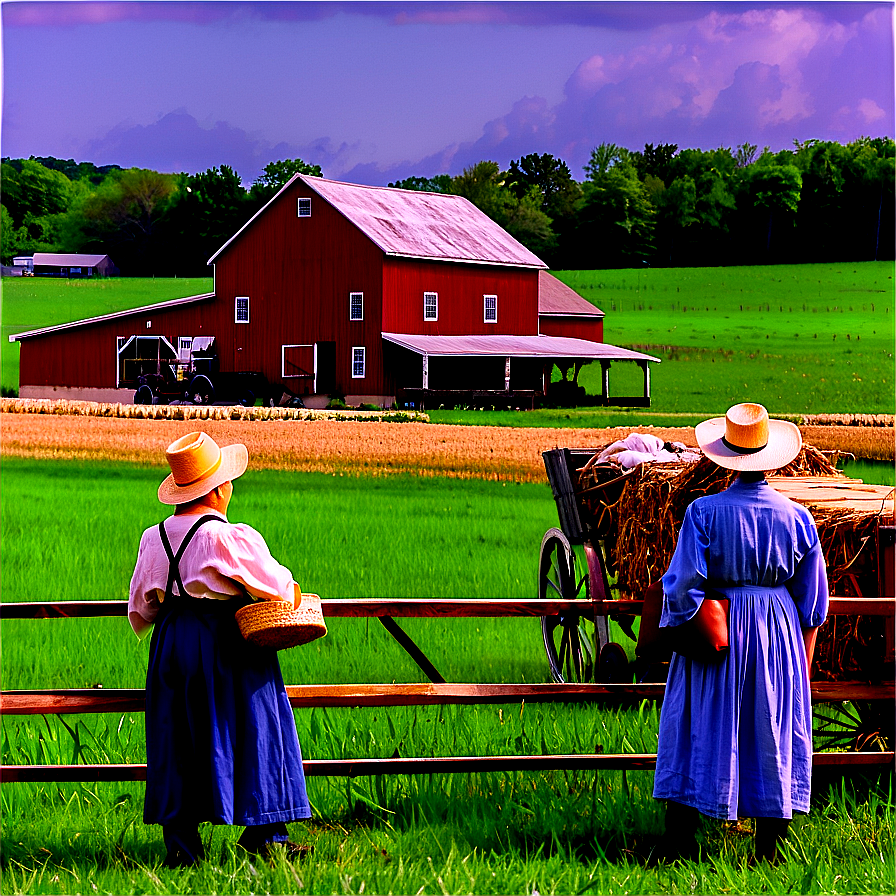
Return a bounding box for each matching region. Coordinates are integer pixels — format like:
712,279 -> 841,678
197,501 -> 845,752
538,316 -> 604,343
382,259 -> 539,337
18,300 -> 216,389
213,182 -> 387,395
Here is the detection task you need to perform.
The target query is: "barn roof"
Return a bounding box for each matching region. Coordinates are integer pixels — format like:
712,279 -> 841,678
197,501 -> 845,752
9,293 -> 214,342
32,253 -> 110,266
382,333 -> 659,362
209,175 -> 547,269
538,272 -> 604,318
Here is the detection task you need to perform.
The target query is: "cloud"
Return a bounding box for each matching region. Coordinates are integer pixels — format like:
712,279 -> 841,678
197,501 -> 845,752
375,3 -> 894,181
6,1 -> 889,30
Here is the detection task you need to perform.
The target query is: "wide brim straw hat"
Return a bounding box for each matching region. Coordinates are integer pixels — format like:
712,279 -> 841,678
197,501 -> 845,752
158,431 -> 249,504
695,403 -> 802,472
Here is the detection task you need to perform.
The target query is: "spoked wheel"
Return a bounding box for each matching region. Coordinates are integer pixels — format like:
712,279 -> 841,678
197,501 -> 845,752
539,528 -> 595,683
814,701 -> 895,752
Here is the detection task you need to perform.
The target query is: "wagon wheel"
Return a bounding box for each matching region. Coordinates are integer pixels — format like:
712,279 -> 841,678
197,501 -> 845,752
189,376 -> 215,405
539,528 -> 595,683
239,389 -> 255,408
134,384 -> 154,405
814,701 -> 895,752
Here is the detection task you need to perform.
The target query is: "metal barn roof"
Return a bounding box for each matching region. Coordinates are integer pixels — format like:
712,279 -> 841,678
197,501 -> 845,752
32,253 -> 110,267
210,175 -> 547,269
9,293 -> 214,342
538,272 -> 604,317
382,333 -> 659,362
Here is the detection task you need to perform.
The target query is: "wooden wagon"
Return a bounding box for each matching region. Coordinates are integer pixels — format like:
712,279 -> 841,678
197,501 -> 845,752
539,444 -> 896,751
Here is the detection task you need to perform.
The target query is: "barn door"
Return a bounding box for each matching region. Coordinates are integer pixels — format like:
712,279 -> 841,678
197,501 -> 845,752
281,344 -> 315,395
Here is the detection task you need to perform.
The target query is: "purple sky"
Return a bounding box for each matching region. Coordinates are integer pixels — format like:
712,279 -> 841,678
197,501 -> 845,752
2,1 -> 893,186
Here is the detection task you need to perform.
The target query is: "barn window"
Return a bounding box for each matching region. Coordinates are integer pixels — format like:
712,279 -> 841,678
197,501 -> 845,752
297,198 -> 312,217
484,295 -> 497,323
235,296 -> 250,323
352,346 -> 366,378
424,291 -> 438,321
178,337 -> 193,360
350,292 -> 364,321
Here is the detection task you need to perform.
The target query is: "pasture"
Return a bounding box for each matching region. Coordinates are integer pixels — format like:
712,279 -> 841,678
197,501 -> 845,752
2,263 -> 894,415
2,457 -> 894,895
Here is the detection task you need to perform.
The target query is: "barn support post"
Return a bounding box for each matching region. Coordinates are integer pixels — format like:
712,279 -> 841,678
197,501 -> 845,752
640,361 -> 650,402
422,354 -> 429,389
504,357 -> 511,391
600,362 -> 611,401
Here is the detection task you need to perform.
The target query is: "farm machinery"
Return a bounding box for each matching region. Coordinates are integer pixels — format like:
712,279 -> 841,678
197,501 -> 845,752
120,335 -> 299,407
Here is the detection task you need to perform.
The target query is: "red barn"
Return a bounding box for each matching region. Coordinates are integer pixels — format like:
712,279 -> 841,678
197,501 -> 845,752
12,175 -> 657,407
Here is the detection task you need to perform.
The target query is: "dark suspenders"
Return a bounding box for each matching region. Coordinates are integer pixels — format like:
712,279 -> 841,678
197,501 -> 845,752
158,514 -> 220,604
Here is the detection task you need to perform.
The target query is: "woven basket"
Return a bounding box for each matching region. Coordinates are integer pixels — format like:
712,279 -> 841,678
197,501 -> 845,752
235,592 -> 327,650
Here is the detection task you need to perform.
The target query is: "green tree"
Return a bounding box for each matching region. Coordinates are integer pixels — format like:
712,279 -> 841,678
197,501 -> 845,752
735,157 -> 802,256
0,204 -> 22,262
249,158 -> 323,205
1,158 -> 74,227
451,161 -> 555,259
388,175 -> 452,193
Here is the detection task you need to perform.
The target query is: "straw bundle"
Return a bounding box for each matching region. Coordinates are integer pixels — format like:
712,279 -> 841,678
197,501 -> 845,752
580,442 -> 891,681
594,444 -> 847,597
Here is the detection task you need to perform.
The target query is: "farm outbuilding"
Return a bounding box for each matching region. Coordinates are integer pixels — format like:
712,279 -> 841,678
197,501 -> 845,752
31,253 -> 118,278
11,175 -> 658,406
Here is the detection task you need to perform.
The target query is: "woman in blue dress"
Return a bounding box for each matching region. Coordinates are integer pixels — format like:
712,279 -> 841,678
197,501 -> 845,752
129,432 -> 312,867
653,403 -> 828,863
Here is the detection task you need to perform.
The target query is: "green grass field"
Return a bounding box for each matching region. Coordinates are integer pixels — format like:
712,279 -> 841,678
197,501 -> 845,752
2,264 -> 893,414
556,262 -> 894,414
1,459 -> 893,894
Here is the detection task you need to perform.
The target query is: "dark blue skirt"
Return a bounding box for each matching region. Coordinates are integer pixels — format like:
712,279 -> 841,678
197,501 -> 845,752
144,595 -> 311,827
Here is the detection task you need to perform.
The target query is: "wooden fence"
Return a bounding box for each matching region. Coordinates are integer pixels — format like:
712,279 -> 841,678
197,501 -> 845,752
2,598 -> 894,784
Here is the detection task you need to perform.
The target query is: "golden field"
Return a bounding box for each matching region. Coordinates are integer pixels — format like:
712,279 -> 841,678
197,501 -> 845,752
2,410 -> 892,481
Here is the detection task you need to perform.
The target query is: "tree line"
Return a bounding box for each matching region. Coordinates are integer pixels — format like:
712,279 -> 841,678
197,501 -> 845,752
2,138 -> 892,276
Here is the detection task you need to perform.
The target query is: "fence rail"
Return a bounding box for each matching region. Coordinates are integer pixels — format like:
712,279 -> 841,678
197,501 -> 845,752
3,598 -> 893,786
2,681 -> 893,716
1,596 -> 893,620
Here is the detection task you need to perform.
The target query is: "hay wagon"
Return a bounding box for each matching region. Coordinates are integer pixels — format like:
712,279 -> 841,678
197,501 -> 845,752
539,444 -> 896,751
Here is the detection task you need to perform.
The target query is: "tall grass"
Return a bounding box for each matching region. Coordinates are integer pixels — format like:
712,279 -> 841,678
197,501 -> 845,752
2,458 -> 893,894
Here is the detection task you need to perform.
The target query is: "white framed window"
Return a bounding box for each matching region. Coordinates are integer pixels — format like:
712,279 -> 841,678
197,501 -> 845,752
424,291 -> 438,321
235,296 -> 250,323
350,292 -> 364,321
484,294 -> 497,323
297,197 -> 311,217
352,346 -> 366,378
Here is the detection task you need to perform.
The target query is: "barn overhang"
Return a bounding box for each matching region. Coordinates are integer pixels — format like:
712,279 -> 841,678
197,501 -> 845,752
382,333 -> 660,406
381,333 -> 659,363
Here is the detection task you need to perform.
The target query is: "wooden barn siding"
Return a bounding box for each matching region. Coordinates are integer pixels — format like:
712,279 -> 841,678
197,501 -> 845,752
382,259 -> 539,337
214,182 -> 388,394
538,316 -> 604,343
19,302 -> 216,389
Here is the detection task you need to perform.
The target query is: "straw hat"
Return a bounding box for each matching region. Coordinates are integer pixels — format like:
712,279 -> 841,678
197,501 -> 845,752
695,403 -> 802,472
158,431 -> 248,505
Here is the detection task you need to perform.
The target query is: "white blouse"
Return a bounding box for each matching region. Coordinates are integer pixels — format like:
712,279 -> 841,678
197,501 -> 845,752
128,510 -> 295,639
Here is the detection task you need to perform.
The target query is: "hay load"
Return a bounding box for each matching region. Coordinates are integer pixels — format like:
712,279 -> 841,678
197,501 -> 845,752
578,441 -> 895,683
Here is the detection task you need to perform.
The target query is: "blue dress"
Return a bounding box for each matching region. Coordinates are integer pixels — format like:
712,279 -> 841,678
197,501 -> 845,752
143,518 -> 311,829
653,477 -> 829,820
